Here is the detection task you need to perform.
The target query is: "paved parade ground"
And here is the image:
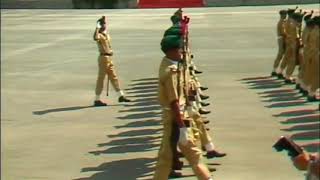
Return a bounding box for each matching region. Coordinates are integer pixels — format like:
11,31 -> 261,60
1,4 -> 319,180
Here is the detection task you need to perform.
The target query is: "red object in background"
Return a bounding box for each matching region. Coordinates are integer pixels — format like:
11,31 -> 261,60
138,0 -> 205,8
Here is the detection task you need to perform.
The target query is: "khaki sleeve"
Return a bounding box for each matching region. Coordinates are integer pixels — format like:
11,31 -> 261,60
95,33 -> 104,42
164,71 -> 179,103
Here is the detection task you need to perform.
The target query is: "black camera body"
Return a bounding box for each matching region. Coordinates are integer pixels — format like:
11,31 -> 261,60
273,136 -> 303,158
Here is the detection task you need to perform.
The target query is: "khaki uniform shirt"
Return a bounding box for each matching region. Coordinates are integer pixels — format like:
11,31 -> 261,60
277,19 -> 286,37
96,32 -> 113,55
308,26 -> 319,55
158,57 -> 185,109
284,18 -> 298,42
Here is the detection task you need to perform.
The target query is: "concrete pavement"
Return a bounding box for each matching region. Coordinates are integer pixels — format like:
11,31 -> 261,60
1,4 -> 319,180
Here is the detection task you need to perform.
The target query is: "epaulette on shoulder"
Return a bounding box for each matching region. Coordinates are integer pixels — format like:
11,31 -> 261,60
167,64 -> 178,73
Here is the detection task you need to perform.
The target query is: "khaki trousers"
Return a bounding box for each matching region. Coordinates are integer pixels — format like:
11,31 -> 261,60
95,55 -> 120,96
273,37 -> 285,69
153,110 -> 210,180
280,39 -> 297,76
310,52 -> 320,93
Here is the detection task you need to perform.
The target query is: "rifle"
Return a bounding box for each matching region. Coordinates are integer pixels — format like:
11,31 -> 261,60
170,11 -> 191,172
181,15 -> 191,107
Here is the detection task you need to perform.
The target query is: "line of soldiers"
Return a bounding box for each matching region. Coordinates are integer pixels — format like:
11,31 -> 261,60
271,7 -> 320,102
153,9 -> 226,180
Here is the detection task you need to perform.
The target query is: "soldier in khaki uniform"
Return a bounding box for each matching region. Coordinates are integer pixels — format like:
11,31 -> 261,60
278,9 -> 297,82
93,16 -> 131,106
162,15 -> 226,177
296,12 -> 313,92
153,35 -> 212,180
305,16 -> 320,101
272,10 -> 287,76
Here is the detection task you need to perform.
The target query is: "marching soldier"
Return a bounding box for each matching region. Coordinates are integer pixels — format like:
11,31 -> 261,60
271,9 -> 287,77
162,12 -> 226,177
153,34 -> 212,180
296,12 -> 313,92
93,16 -> 131,106
306,16 -> 320,101
277,8 -> 297,82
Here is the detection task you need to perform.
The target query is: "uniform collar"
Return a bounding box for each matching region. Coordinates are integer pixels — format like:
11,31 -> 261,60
164,57 -> 179,66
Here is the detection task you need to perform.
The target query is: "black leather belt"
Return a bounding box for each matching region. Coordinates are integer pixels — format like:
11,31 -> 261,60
100,53 -> 112,56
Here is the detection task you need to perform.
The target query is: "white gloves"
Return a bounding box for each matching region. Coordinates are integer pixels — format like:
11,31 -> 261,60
187,105 -> 198,118
96,22 -> 102,29
179,127 -> 190,146
299,48 -> 303,55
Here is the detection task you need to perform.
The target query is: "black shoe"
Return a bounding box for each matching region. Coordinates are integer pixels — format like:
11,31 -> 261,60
172,160 -> 184,170
271,71 -> 277,77
284,79 -> 294,84
277,73 -> 284,79
208,167 -> 217,172
94,100 -> 107,106
168,171 -> 183,178
300,89 -> 308,96
194,69 -> 203,74
205,150 -> 227,159
295,84 -> 301,90
202,146 -> 206,151
118,96 -> 131,102
176,151 -> 184,158
200,101 -> 210,107
307,95 -> 317,102
203,119 -> 210,124
200,86 -> 208,91
200,94 -> 210,100
199,108 -> 211,114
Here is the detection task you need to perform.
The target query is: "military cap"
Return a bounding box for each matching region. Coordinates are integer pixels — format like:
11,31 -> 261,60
287,8 -> 296,15
313,16 -> 320,26
292,13 -> 304,23
97,16 -> 106,25
164,26 -> 182,37
279,10 -> 287,15
161,35 -> 183,53
306,18 -> 315,27
304,13 -> 313,22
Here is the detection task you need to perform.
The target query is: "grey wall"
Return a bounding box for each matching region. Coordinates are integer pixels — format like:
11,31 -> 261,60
1,0 -> 319,9
1,0 -> 73,9
206,0 -> 319,6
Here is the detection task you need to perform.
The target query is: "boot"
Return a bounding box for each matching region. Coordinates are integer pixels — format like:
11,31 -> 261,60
194,69 -> 203,74
94,100 -> 107,106
168,170 -> 183,178
199,108 -> 211,114
118,96 -> 132,102
200,94 -> 210,100
200,101 -> 210,107
200,86 -> 208,91
206,150 -> 227,159
277,73 -> 284,79
307,95 -> 318,102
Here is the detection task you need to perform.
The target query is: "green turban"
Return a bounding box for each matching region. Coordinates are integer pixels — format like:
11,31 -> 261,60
170,15 -> 181,24
160,35 -> 182,53
163,26 -> 182,37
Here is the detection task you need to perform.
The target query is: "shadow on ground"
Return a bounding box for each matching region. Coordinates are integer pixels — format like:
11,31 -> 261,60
76,77 -> 161,179
241,76 -> 320,153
